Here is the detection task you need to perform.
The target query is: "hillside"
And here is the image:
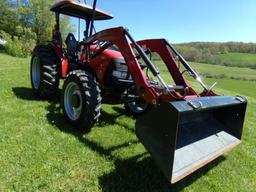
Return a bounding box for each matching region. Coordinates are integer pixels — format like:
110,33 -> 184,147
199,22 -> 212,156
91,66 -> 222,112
212,52 -> 256,68
190,61 -> 256,81
175,42 -> 256,69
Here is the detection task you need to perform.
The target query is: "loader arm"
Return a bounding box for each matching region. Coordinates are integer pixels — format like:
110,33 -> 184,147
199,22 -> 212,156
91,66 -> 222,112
86,27 -> 201,104
89,27 -> 159,102
85,27 -> 247,184
136,39 -> 199,96
137,39 -> 189,87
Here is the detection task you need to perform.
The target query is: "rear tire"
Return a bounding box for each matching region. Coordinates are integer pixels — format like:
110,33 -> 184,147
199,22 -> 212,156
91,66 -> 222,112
62,70 -> 102,132
30,45 -> 59,99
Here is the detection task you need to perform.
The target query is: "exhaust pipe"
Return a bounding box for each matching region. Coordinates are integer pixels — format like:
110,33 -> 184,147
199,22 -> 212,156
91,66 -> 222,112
136,96 -> 247,183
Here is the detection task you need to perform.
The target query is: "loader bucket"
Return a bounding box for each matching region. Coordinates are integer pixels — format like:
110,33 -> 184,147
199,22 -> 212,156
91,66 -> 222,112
135,96 -> 247,183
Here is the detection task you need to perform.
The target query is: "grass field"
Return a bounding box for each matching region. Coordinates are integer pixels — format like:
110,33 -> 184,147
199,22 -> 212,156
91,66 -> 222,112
209,52 -> 256,69
190,62 -> 256,81
0,53 -> 256,191
153,58 -> 256,82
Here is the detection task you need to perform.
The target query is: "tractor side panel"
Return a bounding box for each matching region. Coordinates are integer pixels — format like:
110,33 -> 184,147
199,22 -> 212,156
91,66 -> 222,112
61,59 -> 69,78
90,48 -> 124,83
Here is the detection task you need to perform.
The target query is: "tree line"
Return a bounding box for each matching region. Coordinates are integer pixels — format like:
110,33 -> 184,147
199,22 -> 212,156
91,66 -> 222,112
0,0 -> 74,57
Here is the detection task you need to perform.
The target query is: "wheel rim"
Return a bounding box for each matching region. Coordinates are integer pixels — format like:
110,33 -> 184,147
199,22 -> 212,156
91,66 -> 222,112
31,56 -> 40,89
64,82 -> 82,121
127,101 -> 148,114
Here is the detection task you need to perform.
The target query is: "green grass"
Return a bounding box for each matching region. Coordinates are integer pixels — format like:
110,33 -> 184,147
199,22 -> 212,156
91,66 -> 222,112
190,62 -> 256,81
152,57 -> 256,82
211,52 -> 256,68
0,53 -> 256,191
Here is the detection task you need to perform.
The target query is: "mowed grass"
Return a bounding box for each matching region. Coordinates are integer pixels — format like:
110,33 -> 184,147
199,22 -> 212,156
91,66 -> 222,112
152,55 -> 256,81
190,62 -> 256,81
0,53 -> 256,191
212,52 -> 256,68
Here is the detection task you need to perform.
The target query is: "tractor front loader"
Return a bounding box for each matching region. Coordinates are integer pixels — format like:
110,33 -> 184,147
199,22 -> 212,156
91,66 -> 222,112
30,0 -> 247,183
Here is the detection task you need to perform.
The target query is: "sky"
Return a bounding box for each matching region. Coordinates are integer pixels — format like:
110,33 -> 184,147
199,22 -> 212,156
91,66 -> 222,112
72,0 -> 256,43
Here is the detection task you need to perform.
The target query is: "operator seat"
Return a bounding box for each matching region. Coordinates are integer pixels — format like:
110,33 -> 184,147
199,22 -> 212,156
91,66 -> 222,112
65,33 -> 79,56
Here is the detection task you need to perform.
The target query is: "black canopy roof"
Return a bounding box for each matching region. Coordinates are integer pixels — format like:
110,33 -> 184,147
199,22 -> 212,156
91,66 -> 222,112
51,0 -> 113,20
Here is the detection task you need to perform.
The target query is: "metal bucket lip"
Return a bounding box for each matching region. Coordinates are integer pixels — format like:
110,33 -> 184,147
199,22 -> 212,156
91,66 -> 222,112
170,140 -> 241,184
169,96 -> 247,113
173,95 -> 247,103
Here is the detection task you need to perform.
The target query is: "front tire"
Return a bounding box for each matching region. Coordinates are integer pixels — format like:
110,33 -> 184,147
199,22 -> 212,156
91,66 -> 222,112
62,70 -> 102,132
30,45 -> 59,99
124,100 -> 150,117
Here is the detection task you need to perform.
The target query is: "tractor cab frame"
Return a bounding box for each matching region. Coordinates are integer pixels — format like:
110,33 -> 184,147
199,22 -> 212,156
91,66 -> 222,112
51,0 -> 113,43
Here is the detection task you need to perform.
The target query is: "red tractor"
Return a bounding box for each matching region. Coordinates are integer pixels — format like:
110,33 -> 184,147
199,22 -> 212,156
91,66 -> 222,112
30,0 -> 247,183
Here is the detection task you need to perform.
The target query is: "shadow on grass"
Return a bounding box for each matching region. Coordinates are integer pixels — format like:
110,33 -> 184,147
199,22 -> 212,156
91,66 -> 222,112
98,108 -> 136,134
12,87 -> 225,191
98,110 -> 124,127
45,101 -> 225,191
12,87 -> 61,101
99,156 -> 225,192
12,87 -> 39,101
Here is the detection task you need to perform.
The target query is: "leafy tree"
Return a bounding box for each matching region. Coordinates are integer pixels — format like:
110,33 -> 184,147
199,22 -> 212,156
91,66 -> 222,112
0,0 -> 74,57
0,0 -> 20,38
28,0 -> 74,43
29,0 -> 55,43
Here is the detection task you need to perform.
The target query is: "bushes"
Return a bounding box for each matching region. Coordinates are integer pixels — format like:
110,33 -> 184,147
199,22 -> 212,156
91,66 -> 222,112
0,29 -> 36,57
